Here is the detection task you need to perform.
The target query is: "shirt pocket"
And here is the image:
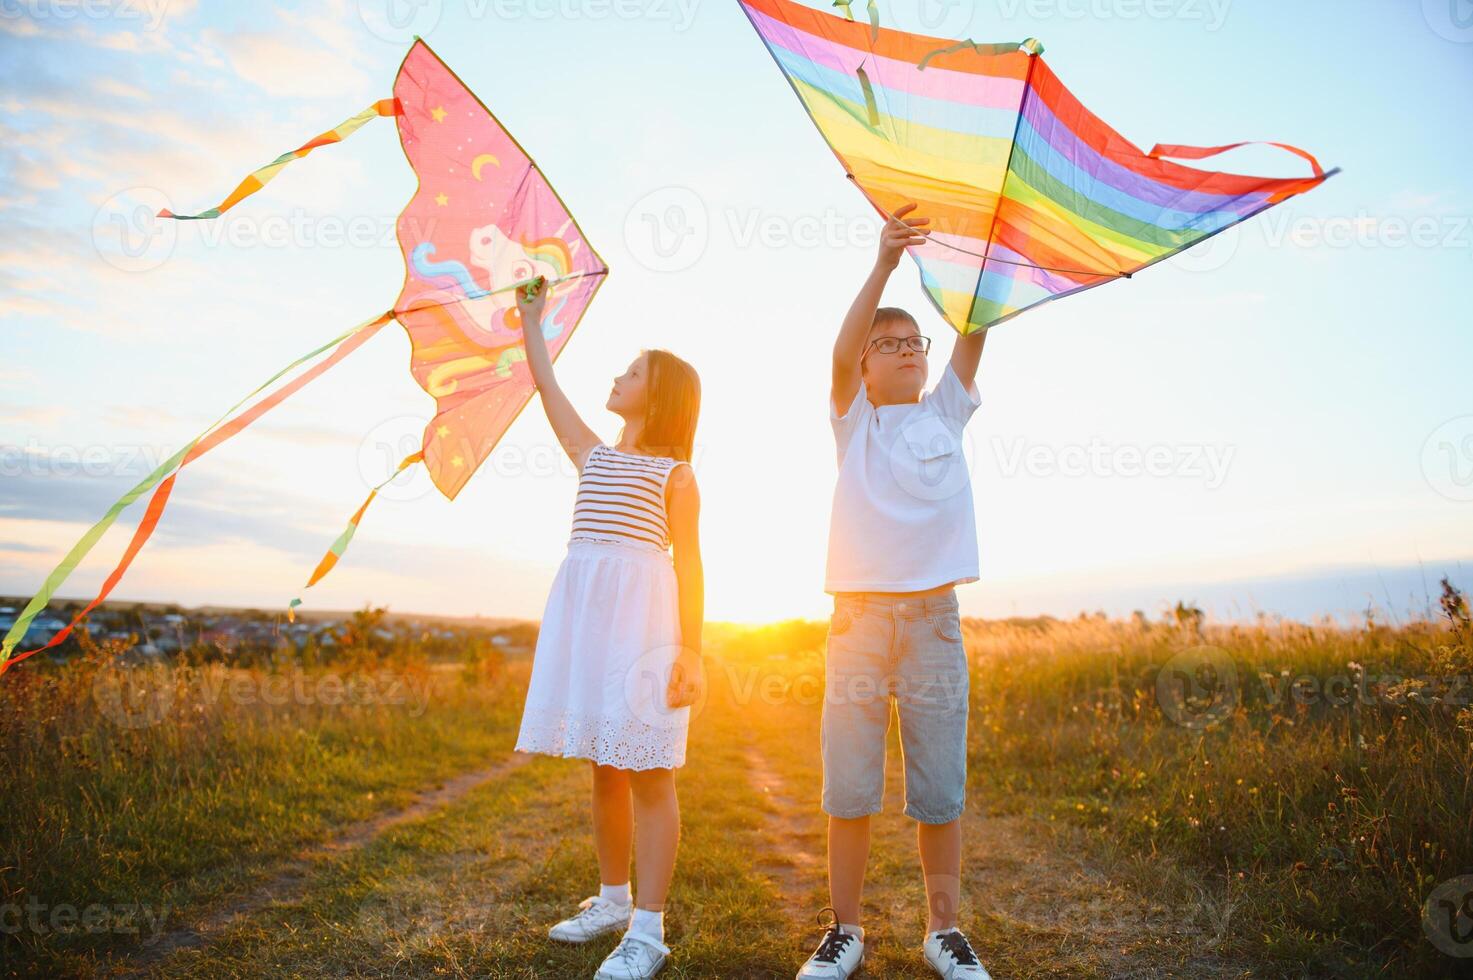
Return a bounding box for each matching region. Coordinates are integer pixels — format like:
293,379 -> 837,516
893,413 -> 968,500
900,414 -> 963,462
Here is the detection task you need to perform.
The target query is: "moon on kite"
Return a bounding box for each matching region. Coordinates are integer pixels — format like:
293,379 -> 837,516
471,154 -> 500,180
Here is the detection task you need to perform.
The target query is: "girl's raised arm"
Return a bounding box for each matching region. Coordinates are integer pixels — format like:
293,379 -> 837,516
516,278 -> 601,469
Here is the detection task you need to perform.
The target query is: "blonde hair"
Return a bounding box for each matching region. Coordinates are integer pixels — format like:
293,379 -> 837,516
621,349 -> 700,462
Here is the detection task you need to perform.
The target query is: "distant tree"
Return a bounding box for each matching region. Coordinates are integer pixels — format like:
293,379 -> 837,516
1172,600 -> 1205,638
337,604 -> 389,651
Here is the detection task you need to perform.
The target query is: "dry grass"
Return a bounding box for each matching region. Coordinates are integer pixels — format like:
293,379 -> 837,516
3,592 -> 1469,977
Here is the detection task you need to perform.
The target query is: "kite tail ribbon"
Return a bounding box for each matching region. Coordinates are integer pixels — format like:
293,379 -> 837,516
1147,140 -> 1326,179
0,311 -> 396,675
158,98 -> 403,220
286,447 -> 425,623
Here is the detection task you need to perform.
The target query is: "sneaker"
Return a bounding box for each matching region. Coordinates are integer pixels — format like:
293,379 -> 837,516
593,929 -> 670,979
548,895 -> 631,943
796,907 -> 864,979
923,927 -> 992,979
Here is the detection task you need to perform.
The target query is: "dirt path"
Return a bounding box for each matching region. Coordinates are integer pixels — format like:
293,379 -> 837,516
735,693 -> 1256,979
107,665 -> 1259,979
122,751 -> 533,974
741,741 -> 826,923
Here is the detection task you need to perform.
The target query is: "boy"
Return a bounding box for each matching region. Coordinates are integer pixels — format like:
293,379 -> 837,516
797,204 -> 990,980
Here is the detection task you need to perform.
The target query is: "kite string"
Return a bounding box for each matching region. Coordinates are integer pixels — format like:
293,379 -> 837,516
0,311 -> 396,674
853,179 -> 1126,279
285,273 -> 600,621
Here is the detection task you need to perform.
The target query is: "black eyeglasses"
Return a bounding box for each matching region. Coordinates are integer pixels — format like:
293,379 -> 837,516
865,335 -> 931,355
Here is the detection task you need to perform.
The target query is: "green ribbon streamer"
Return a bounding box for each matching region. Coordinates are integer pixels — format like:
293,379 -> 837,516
833,0 -> 877,41
917,37 -> 1046,70
856,64 -> 881,128
0,312 -> 392,669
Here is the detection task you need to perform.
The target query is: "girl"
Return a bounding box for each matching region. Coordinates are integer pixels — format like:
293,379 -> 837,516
510,276 -> 705,980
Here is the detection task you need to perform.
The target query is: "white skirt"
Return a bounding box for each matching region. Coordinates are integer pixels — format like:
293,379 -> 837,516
515,537 -> 689,770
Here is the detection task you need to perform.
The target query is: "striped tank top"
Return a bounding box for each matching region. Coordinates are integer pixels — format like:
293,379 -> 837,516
569,443 -> 682,551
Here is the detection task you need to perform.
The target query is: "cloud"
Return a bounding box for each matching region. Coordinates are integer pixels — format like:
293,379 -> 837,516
0,458 -> 342,556
0,403 -> 56,426
200,1 -> 375,101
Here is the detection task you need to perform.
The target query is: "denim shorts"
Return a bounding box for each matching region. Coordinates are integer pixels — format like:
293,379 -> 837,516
820,588 -> 969,823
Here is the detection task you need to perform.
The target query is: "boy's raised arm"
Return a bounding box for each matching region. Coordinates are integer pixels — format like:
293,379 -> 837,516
949,326 -> 987,394
832,203 -> 929,412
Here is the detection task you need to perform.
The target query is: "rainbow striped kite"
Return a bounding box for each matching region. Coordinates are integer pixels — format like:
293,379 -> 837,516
739,0 -> 1337,335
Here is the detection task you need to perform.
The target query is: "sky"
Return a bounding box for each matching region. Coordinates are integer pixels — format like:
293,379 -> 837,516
2,0 -> 1471,628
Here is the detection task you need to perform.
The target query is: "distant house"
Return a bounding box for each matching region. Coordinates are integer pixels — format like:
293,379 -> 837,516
27,615 -> 69,645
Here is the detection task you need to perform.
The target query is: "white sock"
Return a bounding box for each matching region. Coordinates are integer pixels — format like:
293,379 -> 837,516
839,922 -> 864,941
599,882 -> 631,906
630,907 -> 664,941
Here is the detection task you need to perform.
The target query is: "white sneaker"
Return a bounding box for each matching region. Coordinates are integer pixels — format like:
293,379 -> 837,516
796,909 -> 864,979
923,927 -> 992,979
593,929 -> 670,979
547,895 -> 631,943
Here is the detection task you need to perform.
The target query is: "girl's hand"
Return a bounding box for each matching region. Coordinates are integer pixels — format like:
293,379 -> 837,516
515,275 -> 547,327
877,202 -> 929,270
666,649 -> 705,709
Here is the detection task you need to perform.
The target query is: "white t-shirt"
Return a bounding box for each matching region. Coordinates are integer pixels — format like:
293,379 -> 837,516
825,361 -> 982,593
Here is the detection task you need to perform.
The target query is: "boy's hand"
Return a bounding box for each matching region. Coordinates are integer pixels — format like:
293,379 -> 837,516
515,275 -> 547,327
666,648 -> 705,709
877,202 -> 929,271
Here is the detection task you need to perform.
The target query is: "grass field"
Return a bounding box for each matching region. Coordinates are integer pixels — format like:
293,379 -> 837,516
2,589 -> 1470,978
